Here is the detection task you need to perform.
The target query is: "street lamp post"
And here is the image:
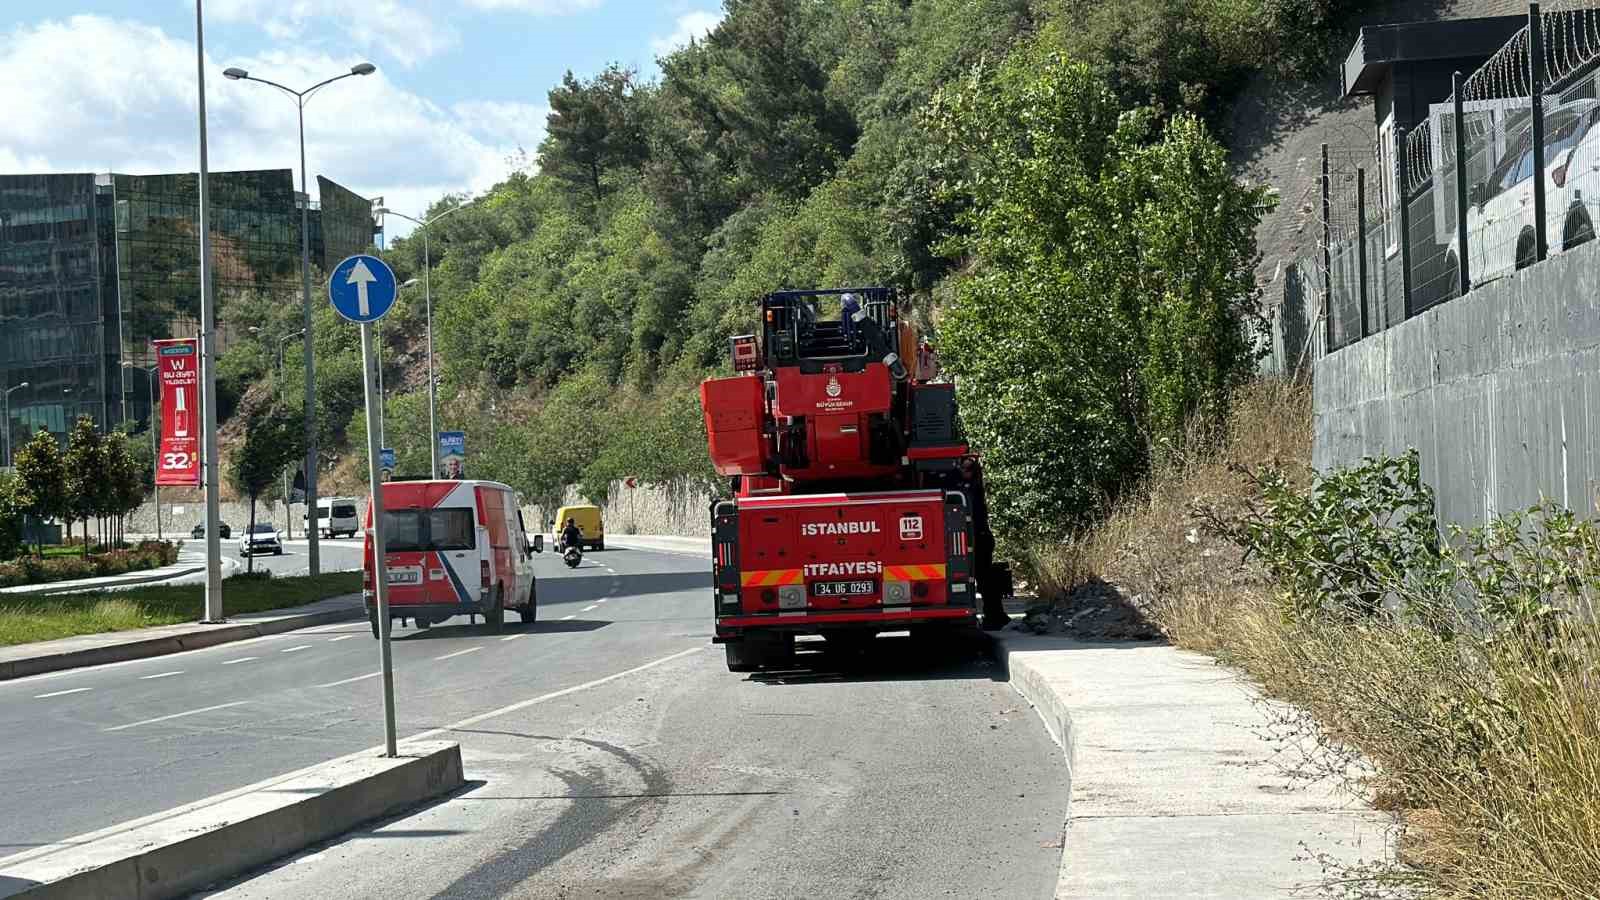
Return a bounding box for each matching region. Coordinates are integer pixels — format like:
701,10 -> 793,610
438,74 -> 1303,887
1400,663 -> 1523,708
3,382 -> 30,469
376,201 -> 480,479
277,329 -> 305,539
224,60 -> 376,577
121,364 -> 159,540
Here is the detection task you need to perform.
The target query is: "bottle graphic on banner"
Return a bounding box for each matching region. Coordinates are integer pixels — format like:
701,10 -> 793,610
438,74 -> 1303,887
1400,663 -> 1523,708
173,387 -> 190,437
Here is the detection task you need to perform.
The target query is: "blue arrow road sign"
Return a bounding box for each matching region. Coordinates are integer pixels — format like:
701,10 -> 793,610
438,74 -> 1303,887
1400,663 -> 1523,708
328,254 -> 398,323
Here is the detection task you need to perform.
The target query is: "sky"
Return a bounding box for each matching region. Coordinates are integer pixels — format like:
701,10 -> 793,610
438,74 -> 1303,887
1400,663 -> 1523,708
0,1 -> 726,239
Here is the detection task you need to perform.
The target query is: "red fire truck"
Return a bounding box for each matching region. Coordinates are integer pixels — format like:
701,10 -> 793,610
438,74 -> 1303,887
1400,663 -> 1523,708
700,288 -> 1011,671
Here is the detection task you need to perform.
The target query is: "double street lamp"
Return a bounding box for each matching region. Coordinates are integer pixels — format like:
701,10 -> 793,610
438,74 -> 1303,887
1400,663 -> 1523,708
223,60 -> 376,577
376,201 -> 480,479
3,381 -> 30,469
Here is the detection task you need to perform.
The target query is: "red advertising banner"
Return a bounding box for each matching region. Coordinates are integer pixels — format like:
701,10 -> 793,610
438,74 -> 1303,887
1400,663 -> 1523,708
154,339 -> 201,486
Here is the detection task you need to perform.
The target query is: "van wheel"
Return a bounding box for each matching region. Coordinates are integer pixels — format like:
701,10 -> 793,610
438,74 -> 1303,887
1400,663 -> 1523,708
521,582 -> 538,623
1566,211 -> 1595,250
595,540 -> 604,552
368,607 -> 381,639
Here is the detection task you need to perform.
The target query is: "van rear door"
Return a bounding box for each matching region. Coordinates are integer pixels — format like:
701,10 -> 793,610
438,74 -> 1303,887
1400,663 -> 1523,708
382,505 -> 480,608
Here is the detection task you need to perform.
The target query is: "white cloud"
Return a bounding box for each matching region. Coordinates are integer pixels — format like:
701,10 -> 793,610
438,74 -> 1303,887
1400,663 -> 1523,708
207,0 -> 457,68
0,15 -> 534,240
461,0 -> 603,12
651,9 -> 722,58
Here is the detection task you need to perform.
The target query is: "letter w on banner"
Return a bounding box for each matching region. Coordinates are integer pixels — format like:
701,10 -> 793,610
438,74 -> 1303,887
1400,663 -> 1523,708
154,339 -> 201,486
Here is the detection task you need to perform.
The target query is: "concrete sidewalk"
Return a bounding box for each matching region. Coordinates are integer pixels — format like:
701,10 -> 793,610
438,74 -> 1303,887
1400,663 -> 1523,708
994,631 -> 1393,898
0,594 -> 364,681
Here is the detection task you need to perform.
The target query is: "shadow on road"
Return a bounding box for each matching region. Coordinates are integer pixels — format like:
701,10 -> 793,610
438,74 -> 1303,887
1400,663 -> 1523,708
748,631 -> 1004,685
390,619 -> 610,641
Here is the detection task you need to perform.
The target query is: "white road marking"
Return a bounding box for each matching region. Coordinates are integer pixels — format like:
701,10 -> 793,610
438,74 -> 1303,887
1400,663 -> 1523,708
410,647 -> 704,742
316,672 -> 380,688
581,604 -> 598,612
596,598 -> 606,603
221,657 -> 258,665
327,635 -> 356,643
561,614 -> 576,620
10,648 -> 703,865
139,671 -> 183,680
35,687 -> 92,699
103,701 -> 250,732
499,634 -> 525,642
281,645 -> 312,654
434,647 -> 483,662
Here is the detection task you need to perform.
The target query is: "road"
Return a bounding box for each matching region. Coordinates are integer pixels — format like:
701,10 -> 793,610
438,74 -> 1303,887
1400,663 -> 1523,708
163,536 -> 366,584
1,547 -> 1068,898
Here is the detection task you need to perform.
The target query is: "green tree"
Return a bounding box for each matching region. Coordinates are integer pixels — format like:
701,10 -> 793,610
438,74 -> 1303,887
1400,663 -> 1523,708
0,472 -> 24,561
104,433 -> 146,545
229,405 -> 303,573
931,48 -> 1264,536
63,416 -> 107,555
539,66 -> 650,206
13,429 -> 66,558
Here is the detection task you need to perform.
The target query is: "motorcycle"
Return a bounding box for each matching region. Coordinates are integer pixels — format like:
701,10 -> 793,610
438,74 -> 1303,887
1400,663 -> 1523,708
562,544 -> 583,569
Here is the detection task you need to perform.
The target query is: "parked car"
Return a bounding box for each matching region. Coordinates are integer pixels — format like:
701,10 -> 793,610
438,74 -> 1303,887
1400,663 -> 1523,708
191,521 -> 232,539
1448,99 -> 1600,287
364,479 -> 541,636
238,522 -> 283,556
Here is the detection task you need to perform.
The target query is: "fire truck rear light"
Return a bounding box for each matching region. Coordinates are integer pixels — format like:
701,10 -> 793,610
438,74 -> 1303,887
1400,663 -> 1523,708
952,582 -> 967,593
720,592 -> 740,609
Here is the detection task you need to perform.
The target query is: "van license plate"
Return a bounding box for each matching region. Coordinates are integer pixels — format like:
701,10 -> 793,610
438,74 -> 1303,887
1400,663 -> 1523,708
814,580 -> 875,597
387,569 -> 420,585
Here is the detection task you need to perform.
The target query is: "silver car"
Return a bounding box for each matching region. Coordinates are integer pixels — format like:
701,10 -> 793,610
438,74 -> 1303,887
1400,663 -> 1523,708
238,523 -> 283,557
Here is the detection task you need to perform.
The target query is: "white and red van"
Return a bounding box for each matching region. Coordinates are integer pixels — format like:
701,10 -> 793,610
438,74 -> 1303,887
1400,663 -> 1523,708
362,479 -> 542,636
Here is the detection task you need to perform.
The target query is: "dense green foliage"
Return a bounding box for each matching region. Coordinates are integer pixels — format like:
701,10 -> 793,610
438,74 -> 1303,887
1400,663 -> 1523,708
204,0 -> 1358,538
932,50 -> 1265,535
5,420 -> 148,561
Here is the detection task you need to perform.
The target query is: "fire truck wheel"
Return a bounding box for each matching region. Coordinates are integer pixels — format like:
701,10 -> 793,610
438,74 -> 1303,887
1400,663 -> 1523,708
725,641 -> 760,672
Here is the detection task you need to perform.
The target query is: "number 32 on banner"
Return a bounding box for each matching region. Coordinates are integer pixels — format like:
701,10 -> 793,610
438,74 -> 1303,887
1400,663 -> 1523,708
162,451 -> 195,471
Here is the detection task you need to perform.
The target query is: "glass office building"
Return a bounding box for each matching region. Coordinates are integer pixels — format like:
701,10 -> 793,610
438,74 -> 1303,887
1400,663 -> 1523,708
0,169 -> 376,460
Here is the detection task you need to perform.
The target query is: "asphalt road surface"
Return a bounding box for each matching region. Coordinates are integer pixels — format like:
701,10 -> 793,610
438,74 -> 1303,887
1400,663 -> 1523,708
162,537 -> 366,585
1,547 -> 1069,898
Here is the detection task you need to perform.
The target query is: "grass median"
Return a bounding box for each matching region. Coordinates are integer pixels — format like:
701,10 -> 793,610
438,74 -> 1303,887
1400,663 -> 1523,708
0,572 -> 363,647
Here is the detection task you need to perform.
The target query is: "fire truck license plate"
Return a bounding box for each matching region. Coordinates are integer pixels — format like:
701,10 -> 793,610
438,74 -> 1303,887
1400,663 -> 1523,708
814,580 -> 876,597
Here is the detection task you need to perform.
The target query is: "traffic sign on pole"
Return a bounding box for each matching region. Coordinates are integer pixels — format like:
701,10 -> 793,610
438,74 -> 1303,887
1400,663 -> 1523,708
333,253 -> 402,756
328,254 -> 399,324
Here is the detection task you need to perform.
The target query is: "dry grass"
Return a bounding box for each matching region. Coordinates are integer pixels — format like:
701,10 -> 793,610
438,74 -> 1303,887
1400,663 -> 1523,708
1031,376 -> 1600,896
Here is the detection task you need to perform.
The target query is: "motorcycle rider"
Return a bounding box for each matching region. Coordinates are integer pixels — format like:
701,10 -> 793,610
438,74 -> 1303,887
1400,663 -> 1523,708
560,518 -> 584,552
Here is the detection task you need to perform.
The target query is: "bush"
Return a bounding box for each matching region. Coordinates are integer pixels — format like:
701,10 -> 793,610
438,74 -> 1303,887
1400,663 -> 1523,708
0,541 -> 179,588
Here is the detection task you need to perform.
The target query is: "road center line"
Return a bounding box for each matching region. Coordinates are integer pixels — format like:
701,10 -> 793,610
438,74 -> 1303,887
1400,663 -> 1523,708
281,645 -> 312,654
434,647 -> 483,661
316,672 -> 380,688
327,635 -> 356,643
561,614 -> 576,620
499,634 -> 525,642
221,657 -> 258,665
139,671 -> 183,680
103,701 -> 250,732
582,604 -> 599,612
35,687 -> 92,699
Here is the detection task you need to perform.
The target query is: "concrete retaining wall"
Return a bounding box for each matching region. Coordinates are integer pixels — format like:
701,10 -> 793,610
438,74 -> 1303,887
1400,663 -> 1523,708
1313,239 -> 1600,531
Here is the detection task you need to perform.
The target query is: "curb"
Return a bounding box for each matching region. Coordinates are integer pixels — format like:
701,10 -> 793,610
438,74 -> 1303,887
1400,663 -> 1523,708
0,566 -> 205,598
0,598 -> 364,681
0,741 -> 463,900
989,633 -> 1075,753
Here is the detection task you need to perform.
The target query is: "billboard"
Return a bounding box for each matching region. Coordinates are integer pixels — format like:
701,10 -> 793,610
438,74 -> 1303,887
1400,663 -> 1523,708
438,431 -> 466,479
154,339 -> 201,486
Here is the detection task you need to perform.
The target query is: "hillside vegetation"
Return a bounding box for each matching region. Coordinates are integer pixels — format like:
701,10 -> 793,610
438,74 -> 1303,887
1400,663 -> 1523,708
212,0 -> 1368,528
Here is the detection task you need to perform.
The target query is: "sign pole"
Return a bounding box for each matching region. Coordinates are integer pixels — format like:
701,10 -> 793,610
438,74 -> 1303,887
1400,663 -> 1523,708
361,321 -> 399,757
